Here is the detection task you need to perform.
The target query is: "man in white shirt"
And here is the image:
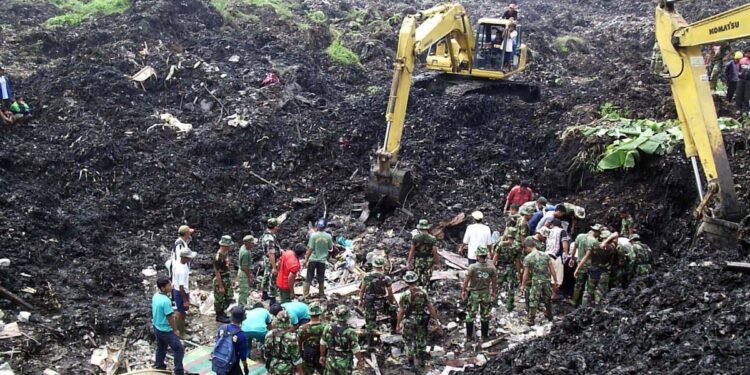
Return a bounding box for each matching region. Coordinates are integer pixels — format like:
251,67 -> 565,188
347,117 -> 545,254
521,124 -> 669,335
459,211 -> 493,265
545,219 -> 570,300
168,225 -> 194,277
503,24 -> 518,71
172,248 -> 196,340
0,67 -> 12,109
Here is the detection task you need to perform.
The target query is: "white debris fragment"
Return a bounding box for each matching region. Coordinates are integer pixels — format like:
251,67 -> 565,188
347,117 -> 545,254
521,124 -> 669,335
228,55 -> 240,63
147,113 -> 193,134
16,311 -> 30,323
43,369 -> 60,375
0,259 -> 9,268
227,114 -> 249,128
141,267 -> 157,277
0,362 -> 15,375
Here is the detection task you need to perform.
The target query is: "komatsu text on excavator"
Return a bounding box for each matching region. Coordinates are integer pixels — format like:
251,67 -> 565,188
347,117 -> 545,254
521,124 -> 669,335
367,3 -> 537,205
654,0 -> 750,245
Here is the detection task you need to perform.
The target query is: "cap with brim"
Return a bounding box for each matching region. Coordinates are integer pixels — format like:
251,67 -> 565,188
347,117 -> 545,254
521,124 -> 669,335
471,211 -> 484,220
403,271 -> 419,283
267,218 -> 279,228
309,302 -> 324,316
179,249 -> 197,258
600,230 -> 612,239
537,197 -> 548,204
475,246 -> 489,256
538,227 -> 550,237
630,234 -> 641,241
590,224 -> 604,232
231,306 -> 246,322
219,235 -> 233,246
242,235 -> 258,244
178,225 -> 194,235
417,219 -> 432,230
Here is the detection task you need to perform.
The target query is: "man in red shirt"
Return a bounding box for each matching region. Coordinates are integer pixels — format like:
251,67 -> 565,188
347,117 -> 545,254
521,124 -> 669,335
504,181 -> 533,212
277,244 -> 306,303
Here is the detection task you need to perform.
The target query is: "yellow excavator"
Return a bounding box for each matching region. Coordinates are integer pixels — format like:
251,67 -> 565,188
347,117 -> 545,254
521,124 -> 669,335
654,1 -> 750,244
367,3 -> 536,204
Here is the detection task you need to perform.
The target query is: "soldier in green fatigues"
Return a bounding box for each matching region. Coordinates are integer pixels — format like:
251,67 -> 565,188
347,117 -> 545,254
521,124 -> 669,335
520,238 -> 555,325
606,232 -> 633,289
302,219 -> 333,300
515,207 -> 533,244
570,224 -> 602,306
461,246 -> 497,343
357,256 -> 397,347
505,204 -> 520,229
631,234 -> 653,276
265,311 -> 305,375
492,227 -> 521,312
320,306 -> 364,375
299,302 -> 329,375
407,219 -> 442,291
237,235 -> 257,307
261,218 -> 282,304
397,271 -> 441,369
619,208 -> 635,238
708,43 -> 730,91
575,230 -> 616,306
214,235 -> 234,323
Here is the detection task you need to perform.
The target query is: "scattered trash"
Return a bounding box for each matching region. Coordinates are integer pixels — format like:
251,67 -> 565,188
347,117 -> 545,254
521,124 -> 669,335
16,311 -> 30,323
228,55 -> 240,63
147,113 -> 193,134
130,66 -> 157,83
226,114 -> 250,128
261,72 -> 280,87
0,362 -> 14,375
0,259 -> 9,268
90,346 -> 123,375
21,287 -> 36,294
43,369 -> 60,375
0,322 -> 22,339
141,267 -> 157,277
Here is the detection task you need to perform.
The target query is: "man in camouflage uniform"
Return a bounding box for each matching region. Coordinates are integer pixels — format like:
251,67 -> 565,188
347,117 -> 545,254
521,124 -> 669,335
237,235 -> 257,307
298,302 -> 329,375
520,238 -> 555,325
619,208 -> 635,238
261,218 -> 282,304
265,311 -> 305,375
357,256 -> 397,347
606,232 -> 634,289
492,226 -> 521,312
505,204 -> 520,229
630,234 -> 653,276
515,206 -> 534,244
320,306 -> 364,375
570,224 -> 602,306
214,235 -> 234,323
407,219 -> 443,290
708,43 -> 731,91
575,230 -> 616,306
461,246 -> 497,342
397,271 -> 440,369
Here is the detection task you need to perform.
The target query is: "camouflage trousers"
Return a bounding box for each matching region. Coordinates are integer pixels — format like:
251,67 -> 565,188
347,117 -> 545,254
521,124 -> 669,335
527,279 -> 551,313
709,61 -> 722,90
364,299 -> 396,338
582,269 -> 609,306
213,273 -> 232,314
267,359 -> 295,375
635,263 -> 653,276
413,257 -> 434,290
465,290 -> 492,323
496,264 -> 519,311
261,257 -> 278,299
572,263 -> 589,306
402,316 -> 428,360
610,264 -> 630,290
324,355 -> 355,375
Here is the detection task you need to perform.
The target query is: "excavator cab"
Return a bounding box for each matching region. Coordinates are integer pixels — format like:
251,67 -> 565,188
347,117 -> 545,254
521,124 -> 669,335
473,21 -> 522,71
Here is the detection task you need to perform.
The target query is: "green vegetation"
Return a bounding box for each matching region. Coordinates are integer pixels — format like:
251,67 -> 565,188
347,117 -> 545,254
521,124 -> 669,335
210,0 -> 292,23
367,86 -> 381,94
307,10 -> 327,24
553,35 -> 586,54
46,0 -> 131,27
326,39 -> 359,66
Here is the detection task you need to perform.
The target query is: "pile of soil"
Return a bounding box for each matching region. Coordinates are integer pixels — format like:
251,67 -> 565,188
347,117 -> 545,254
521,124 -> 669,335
0,0 -> 747,373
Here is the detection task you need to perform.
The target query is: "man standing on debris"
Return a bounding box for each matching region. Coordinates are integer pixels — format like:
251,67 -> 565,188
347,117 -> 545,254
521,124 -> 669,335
407,219 -> 443,290
152,277 -> 184,375
320,306 -> 365,374
516,206 -> 534,243
214,235 -> 234,323
358,256 -> 397,347
265,311 -> 305,375
630,234 -> 653,276
545,219 -> 569,301
504,181 -> 533,213
725,52 -> 742,102
574,230 -> 615,306
619,208 -> 635,238
278,243 -> 305,303
172,247 -> 197,340
302,219 -> 333,300
397,271 -> 441,369
237,235 -> 257,307
709,43 -> 730,92
502,3 -> 518,20
261,218 -> 282,304
493,226 -> 521,312
298,302 -> 329,375
520,239 -> 555,325
736,49 -> 750,114
169,225 -> 194,278
462,246 -> 497,342
0,67 -> 12,109
569,224 -> 603,306
459,211 -> 493,265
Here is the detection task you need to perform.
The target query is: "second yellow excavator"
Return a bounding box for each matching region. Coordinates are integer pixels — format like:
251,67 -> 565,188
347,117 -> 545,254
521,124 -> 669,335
367,3 -> 538,204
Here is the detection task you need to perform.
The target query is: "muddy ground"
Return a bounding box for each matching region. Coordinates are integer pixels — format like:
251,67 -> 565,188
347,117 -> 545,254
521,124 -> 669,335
0,0 -> 748,373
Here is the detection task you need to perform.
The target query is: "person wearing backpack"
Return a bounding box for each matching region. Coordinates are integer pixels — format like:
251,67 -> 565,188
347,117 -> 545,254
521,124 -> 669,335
319,306 -> 364,374
264,311 -> 305,375
357,256 -> 397,348
212,306 -> 249,375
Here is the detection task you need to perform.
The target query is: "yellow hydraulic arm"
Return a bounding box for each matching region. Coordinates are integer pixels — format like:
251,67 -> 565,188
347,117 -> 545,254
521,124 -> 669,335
655,1 -> 750,237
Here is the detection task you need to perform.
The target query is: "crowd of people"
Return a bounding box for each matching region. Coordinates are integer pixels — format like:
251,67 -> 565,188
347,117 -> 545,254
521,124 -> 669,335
0,66 -> 32,126
708,45 -> 750,115
148,178 -> 654,375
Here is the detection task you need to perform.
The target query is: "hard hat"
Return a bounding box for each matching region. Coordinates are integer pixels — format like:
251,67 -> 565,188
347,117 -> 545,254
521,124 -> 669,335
735,51 -> 744,60
475,246 -> 489,257
471,211 -> 484,220
334,305 -> 350,321
403,271 -> 419,283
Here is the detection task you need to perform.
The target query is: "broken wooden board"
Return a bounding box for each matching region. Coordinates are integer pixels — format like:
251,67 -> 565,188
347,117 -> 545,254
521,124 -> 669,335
431,270 -> 459,281
366,353 -> 382,375
325,282 -> 360,296
724,261 -> 750,273
439,250 -> 468,270
431,213 -> 466,240
480,337 -> 504,349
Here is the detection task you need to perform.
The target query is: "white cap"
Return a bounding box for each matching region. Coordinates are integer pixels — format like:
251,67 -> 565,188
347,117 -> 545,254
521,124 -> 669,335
471,211 -> 484,220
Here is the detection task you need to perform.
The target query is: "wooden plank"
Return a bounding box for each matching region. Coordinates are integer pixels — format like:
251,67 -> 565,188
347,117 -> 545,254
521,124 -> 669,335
725,261 -> 750,273
325,282 -> 360,296
439,250 -> 467,270
431,270 -> 458,281
480,337 -> 504,349
366,353 -> 382,375
391,281 -> 407,293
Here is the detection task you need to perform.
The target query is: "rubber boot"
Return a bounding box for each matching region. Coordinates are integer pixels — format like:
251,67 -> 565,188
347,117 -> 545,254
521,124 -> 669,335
302,282 -> 311,300
318,283 -> 325,299
465,322 -> 475,342
215,312 -> 230,323
527,308 -> 537,326
480,321 -> 490,341
545,303 -> 553,321
506,293 -> 515,313
572,289 -> 582,307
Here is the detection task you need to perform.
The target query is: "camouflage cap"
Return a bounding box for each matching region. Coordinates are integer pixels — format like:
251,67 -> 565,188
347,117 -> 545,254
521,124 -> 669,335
403,271 -> 418,283
600,230 -> 612,239
475,246 -> 489,257
273,310 -> 291,329
267,218 -> 279,228
503,226 -> 518,237
372,256 -> 386,268
334,305 -> 350,321
537,196 -> 548,204
521,206 -> 535,216
242,235 -> 258,244
417,219 -> 432,230
590,224 -> 604,232
219,235 -> 233,246
309,302 -> 324,316
537,226 -> 550,238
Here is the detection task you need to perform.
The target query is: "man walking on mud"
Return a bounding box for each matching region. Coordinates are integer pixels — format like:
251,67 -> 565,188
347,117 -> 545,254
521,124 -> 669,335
214,235 -> 234,323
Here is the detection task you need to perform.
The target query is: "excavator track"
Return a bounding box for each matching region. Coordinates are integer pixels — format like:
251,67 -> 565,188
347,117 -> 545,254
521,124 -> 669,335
413,72 -> 541,103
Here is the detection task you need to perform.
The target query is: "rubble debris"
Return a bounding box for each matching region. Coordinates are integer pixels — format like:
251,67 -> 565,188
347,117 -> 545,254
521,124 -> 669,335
130,66 -> 157,83
0,323 -> 22,340
89,346 -> 122,375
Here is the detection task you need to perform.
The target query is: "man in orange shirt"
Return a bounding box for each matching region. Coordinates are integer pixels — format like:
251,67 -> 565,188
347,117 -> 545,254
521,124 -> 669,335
277,244 -> 306,303
504,181 -> 534,213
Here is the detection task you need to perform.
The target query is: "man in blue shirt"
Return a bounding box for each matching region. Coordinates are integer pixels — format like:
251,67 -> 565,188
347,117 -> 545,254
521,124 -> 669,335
241,303 -> 272,357
217,306 -> 249,375
152,277 -> 184,375
271,301 -> 310,328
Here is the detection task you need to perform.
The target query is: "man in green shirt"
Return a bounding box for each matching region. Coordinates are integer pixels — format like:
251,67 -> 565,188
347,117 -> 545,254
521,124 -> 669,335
302,219 -> 333,299
569,224 -> 602,306
461,246 -> 497,343
520,238 -> 556,325
237,235 -> 257,307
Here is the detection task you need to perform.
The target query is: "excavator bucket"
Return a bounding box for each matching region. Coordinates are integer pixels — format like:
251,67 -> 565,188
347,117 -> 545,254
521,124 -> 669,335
366,151 -> 414,206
